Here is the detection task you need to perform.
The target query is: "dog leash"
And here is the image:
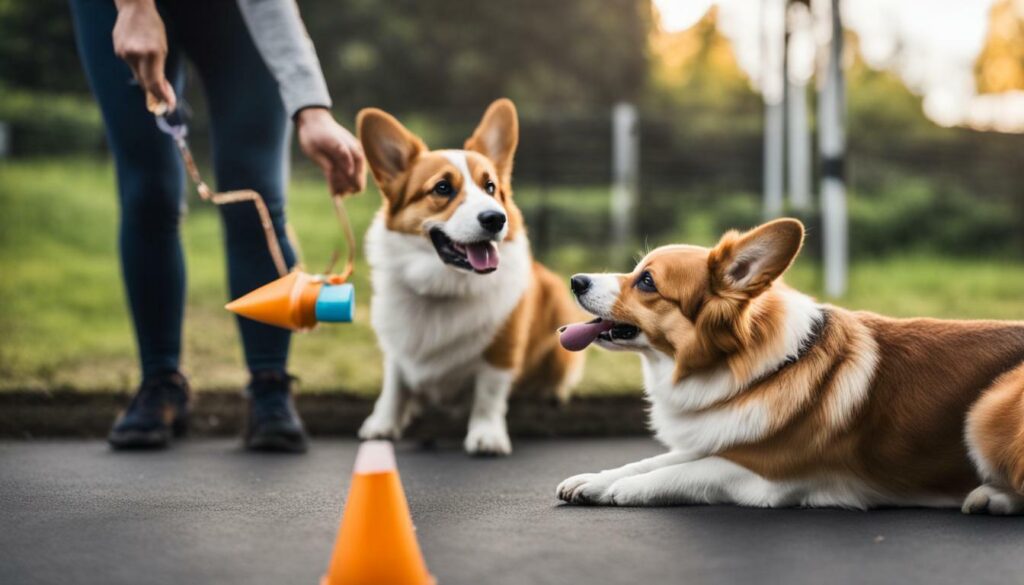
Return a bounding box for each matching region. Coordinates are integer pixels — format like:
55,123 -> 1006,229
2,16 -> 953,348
149,98 -> 356,282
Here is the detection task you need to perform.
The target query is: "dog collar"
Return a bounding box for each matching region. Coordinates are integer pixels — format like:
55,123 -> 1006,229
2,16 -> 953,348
747,309 -> 831,387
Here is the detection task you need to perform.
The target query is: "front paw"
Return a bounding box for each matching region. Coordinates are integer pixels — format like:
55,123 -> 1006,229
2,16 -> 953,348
556,472 -> 617,505
962,484 -> 1024,515
464,420 -> 512,456
603,476 -> 652,507
358,414 -> 403,441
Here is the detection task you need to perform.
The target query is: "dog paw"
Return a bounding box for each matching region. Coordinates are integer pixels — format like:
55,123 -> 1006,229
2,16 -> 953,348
604,476 -> 652,507
358,415 -> 403,441
464,421 -> 511,456
556,472 -> 616,505
962,484 -> 1024,515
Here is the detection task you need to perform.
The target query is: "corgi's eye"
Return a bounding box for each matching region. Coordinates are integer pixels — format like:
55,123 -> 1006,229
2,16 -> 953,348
636,271 -> 657,293
432,180 -> 454,196
484,180 -> 496,195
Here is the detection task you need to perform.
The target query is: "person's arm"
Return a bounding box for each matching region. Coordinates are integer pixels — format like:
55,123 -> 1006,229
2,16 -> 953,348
235,0 -> 330,119
112,0 -> 176,112
236,0 -> 365,195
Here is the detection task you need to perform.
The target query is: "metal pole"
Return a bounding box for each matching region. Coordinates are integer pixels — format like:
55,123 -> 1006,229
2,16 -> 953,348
0,122 -> 9,159
762,0 -> 786,219
815,0 -> 848,297
786,1 -> 813,212
611,102 -> 639,262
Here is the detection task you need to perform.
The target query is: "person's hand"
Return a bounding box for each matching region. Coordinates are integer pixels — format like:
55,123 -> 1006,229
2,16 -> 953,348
296,107 -> 367,196
113,0 -> 176,113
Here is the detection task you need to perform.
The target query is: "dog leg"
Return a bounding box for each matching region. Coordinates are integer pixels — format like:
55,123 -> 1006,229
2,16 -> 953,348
358,356 -> 409,440
964,361 -> 1024,515
557,450 -> 700,504
567,457 -> 791,507
962,484 -> 1024,515
464,364 -> 514,456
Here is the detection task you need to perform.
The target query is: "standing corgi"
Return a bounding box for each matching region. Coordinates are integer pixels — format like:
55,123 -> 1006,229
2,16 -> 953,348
356,99 -> 583,455
557,218 -> 1024,514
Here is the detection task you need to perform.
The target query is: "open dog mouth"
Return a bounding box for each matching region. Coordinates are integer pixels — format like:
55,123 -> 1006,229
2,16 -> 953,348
557,317 -> 640,352
429,228 -> 500,274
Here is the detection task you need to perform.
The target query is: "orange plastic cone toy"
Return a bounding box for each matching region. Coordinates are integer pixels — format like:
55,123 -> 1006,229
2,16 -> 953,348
225,272 -> 354,331
321,441 -> 435,585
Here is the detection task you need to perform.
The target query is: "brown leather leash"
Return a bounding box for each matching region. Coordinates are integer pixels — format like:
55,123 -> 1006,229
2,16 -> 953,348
150,99 -> 356,282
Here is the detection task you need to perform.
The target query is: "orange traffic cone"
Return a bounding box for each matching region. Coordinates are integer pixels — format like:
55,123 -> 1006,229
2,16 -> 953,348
225,272 -> 354,331
321,441 -> 435,585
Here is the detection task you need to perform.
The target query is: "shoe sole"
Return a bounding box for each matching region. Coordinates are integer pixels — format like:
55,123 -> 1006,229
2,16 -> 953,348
107,411 -> 188,450
244,434 -> 308,453
108,429 -> 171,450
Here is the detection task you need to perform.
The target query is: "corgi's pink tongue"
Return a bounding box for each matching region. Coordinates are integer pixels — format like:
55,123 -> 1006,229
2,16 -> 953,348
465,242 -> 499,271
558,319 -> 614,352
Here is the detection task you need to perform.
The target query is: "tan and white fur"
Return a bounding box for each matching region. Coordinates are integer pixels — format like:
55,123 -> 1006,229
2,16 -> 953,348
557,218 -> 1024,514
356,99 -> 583,455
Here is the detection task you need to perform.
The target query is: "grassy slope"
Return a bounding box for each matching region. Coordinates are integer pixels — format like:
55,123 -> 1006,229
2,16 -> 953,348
2,158 -> 1023,395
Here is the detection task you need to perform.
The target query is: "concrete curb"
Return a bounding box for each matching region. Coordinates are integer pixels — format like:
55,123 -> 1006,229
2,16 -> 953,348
0,390 -> 650,438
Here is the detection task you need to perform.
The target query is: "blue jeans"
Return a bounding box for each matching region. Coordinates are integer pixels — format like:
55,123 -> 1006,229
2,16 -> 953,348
70,0 -> 296,377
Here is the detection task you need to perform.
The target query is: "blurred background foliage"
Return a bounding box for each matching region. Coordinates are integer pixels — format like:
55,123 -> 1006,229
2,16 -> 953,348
1,0 -> 1023,393
2,0 -> 1022,260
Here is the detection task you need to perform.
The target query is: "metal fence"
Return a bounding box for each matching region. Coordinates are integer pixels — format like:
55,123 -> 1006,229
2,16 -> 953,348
503,108 -> 1024,265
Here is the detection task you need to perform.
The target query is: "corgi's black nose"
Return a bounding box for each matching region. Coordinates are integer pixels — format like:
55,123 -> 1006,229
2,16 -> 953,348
570,275 -> 591,296
477,211 -> 506,233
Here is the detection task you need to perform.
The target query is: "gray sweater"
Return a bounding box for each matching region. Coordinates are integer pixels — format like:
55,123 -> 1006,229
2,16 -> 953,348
236,0 -> 332,118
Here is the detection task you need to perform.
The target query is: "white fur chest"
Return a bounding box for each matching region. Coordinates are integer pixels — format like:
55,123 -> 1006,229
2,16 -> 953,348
365,214 -> 531,392
641,353 -> 772,456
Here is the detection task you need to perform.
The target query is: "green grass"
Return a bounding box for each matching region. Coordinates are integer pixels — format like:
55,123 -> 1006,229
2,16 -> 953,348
2,157 -> 1024,395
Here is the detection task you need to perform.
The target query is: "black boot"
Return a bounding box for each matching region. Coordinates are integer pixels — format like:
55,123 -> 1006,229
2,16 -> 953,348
108,371 -> 190,449
244,371 -> 308,453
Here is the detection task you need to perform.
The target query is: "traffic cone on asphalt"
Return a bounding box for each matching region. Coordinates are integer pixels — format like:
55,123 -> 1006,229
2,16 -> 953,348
321,440 -> 435,585
225,271 -> 354,331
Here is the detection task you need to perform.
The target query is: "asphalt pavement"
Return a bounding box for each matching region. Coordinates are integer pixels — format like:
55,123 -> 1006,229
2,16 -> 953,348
1,438 -> 1022,585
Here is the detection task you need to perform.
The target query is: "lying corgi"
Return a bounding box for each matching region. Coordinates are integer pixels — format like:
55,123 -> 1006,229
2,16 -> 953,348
355,99 -> 582,455
556,218 -> 1024,514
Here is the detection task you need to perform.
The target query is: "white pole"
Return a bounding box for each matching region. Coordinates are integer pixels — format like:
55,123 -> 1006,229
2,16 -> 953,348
762,0 -> 786,219
611,102 -> 639,257
786,1 -> 813,212
0,122 -> 9,159
815,0 -> 848,297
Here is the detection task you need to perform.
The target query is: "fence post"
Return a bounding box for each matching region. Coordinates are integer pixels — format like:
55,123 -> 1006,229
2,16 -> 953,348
815,0 -> 848,297
535,119 -> 551,259
786,0 -> 814,212
762,0 -> 786,219
611,102 -> 639,263
0,122 -> 9,159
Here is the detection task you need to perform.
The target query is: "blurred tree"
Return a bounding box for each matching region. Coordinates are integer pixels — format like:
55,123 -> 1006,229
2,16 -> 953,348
975,0 -> 1024,93
845,47 -> 946,144
0,0 -> 651,116
645,6 -> 760,133
296,0 -> 647,115
0,0 -> 87,93
300,0 -> 652,115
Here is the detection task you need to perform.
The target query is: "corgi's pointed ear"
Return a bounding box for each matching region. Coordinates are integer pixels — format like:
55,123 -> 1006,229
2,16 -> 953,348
357,108 -> 426,195
708,219 -> 804,297
465,98 -> 518,186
